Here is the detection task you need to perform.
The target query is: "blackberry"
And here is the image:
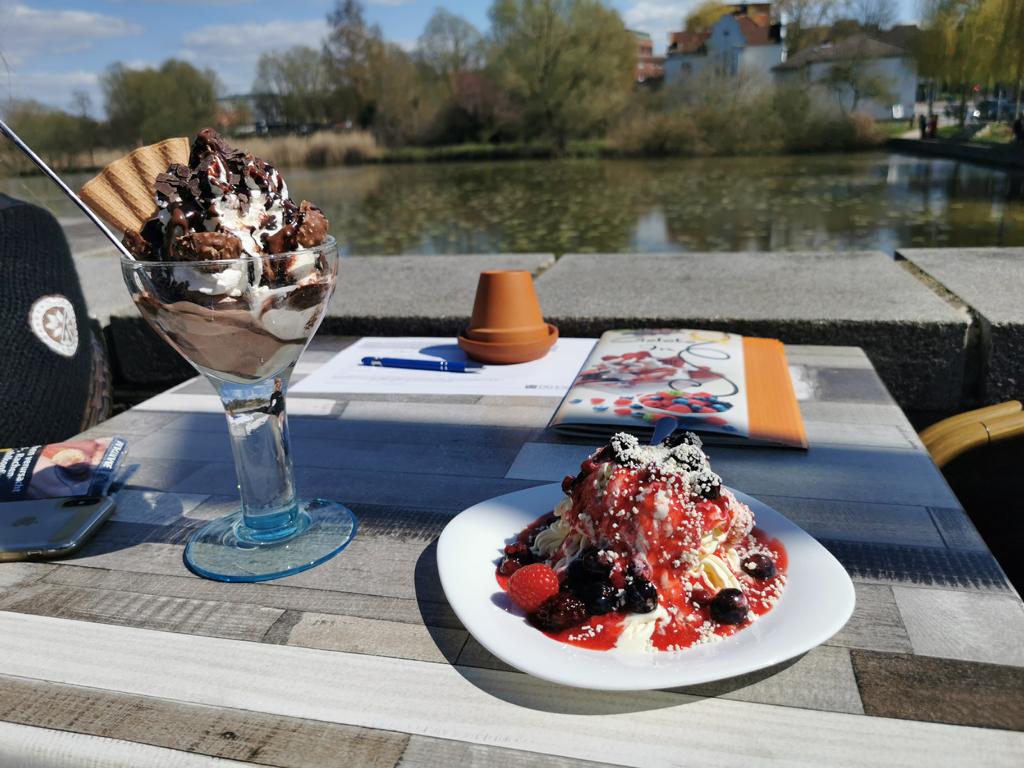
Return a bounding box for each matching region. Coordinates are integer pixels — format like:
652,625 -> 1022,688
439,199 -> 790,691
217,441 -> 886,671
580,581 -> 618,615
661,431 -> 700,449
742,553 -> 777,581
624,578 -> 658,613
499,542 -> 535,575
531,593 -> 589,632
710,588 -> 749,625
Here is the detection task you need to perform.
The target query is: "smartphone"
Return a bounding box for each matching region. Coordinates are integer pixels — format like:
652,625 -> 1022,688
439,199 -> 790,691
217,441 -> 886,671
0,496 -> 115,562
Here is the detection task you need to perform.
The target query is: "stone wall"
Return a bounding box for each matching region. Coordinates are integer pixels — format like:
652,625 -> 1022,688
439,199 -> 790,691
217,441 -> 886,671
82,247 -> 1024,418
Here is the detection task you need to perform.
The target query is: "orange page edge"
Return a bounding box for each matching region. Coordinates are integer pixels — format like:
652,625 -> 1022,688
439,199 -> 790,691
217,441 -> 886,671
742,338 -> 808,449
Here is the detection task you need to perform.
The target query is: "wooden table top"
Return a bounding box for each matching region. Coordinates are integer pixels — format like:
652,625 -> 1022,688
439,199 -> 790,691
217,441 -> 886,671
1,339 -> 1022,767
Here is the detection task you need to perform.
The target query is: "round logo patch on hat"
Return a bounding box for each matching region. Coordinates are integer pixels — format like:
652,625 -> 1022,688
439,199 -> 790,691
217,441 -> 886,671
29,295 -> 79,357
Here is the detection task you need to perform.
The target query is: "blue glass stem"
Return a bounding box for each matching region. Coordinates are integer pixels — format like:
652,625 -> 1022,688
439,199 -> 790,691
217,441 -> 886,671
214,372 -> 300,541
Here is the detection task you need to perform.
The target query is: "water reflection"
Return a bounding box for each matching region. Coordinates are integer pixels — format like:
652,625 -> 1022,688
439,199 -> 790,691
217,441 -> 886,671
286,153 -> 1024,255
3,152 -> 1021,255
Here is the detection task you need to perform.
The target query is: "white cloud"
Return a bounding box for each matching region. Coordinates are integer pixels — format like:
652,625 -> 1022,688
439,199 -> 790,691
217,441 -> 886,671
0,2 -> 142,66
622,1 -> 699,53
180,18 -> 329,95
0,69 -> 102,115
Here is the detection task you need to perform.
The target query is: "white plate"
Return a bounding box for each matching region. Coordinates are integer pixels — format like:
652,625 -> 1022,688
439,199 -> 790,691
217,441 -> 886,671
437,483 -> 855,691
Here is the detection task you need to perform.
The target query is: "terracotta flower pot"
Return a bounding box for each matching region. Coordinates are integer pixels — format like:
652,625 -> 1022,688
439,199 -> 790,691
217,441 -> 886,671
458,270 -> 558,364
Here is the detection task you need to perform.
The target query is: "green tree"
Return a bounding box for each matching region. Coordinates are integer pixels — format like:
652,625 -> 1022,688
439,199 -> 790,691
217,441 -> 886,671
822,51 -> 895,113
776,0 -> 840,53
488,0 -> 635,148
684,2 -> 731,32
323,0 -> 385,125
102,60 -> 219,145
2,100 -> 98,169
982,0 -> 1024,113
254,46 -> 334,126
418,8 -> 484,91
918,1 -> 986,126
841,0 -> 895,29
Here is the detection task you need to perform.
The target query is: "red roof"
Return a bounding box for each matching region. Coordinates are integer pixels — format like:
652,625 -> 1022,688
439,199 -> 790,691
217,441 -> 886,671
669,30 -> 709,54
737,16 -> 775,46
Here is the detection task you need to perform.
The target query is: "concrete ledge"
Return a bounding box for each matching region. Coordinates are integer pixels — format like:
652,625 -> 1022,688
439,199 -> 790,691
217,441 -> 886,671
535,252 -> 970,412
889,138 -> 1024,170
898,248 -> 1024,402
98,250 -> 971,413
322,253 -> 554,336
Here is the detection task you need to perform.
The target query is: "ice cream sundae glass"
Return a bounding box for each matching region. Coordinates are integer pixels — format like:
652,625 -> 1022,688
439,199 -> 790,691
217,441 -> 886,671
106,129 -> 355,581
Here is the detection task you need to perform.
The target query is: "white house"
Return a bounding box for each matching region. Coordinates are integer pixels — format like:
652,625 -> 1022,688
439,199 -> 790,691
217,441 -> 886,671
772,35 -> 917,120
664,8 -> 784,84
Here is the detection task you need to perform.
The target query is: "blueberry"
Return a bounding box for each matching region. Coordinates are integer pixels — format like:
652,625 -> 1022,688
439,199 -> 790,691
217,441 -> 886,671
581,547 -> 614,577
709,588 -> 749,625
624,578 -> 658,613
742,553 -> 777,581
580,581 -> 618,615
565,558 -> 587,590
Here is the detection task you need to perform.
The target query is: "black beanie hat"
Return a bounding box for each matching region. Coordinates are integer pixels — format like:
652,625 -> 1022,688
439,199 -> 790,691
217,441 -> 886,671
0,193 -> 95,445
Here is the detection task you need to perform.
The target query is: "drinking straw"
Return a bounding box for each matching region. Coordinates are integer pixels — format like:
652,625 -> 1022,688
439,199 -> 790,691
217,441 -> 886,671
0,119 -> 136,260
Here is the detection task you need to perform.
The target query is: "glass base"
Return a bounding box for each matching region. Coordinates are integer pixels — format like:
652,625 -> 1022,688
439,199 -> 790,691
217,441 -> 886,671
184,499 -> 357,582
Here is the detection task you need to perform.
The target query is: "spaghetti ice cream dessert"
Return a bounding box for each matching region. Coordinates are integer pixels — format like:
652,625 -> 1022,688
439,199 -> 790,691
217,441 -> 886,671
117,129 -> 334,381
499,432 -> 787,651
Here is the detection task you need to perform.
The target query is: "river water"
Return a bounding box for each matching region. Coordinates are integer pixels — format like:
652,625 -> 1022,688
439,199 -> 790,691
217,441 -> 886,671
4,151 -> 1022,255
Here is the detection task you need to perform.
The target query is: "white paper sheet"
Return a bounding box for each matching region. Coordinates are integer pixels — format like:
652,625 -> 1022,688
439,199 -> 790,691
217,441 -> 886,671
291,337 -> 597,397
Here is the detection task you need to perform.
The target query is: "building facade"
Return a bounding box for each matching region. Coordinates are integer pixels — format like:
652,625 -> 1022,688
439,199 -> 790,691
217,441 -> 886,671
773,35 -> 917,120
664,5 -> 784,84
633,30 -> 665,85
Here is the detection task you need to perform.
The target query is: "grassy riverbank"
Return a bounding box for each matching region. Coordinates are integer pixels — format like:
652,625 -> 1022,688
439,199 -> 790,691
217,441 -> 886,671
1,118 -> 888,177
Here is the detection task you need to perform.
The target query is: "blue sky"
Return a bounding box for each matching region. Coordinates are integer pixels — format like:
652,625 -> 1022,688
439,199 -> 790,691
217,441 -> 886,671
0,0 -> 920,116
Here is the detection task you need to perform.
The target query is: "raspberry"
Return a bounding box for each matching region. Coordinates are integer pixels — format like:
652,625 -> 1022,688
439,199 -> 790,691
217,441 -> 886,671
531,592 -> 589,632
507,563 -> 560,613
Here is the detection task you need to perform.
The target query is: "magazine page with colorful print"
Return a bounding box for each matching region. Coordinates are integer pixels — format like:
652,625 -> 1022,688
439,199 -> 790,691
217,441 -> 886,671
550,329 -> 807,448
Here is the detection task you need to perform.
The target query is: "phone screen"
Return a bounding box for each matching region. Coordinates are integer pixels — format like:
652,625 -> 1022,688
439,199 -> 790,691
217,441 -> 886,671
0,497 -> 115,558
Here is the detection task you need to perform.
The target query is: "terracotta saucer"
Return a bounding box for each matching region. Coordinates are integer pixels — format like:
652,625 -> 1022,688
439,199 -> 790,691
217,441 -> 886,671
457,323 -> 559,364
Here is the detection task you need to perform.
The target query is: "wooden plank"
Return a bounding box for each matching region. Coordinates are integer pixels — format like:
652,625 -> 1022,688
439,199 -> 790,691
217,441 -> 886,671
458,640 -> 863,715
128,428 -> 524,479
276,611 -> 468,664
342,400 -> 557,430
796,401 -> 914,428
754,495 -> 946,548
928,507 -> 992,552
505,442 -> 959,507
0,562 -> 54,589
803,421 -> 919,450
40,565 -> 462,630
821,540 -> 1011,592
399,735 -> 614,768
58,530 -> 447,604
110,489 -> 211,526
2,612 -> 1022,768
892,586 -> 1024,666
0,674 -> 407,768
827,584 -> 913,655
0,721 -> 253,768
672,645 -> 863,715
0,583 -> 283,642
851,650 -> 1024,731
171,461 -> 541,512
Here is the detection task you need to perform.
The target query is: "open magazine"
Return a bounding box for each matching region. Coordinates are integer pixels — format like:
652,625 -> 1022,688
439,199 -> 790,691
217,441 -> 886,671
549,329 -> 807,449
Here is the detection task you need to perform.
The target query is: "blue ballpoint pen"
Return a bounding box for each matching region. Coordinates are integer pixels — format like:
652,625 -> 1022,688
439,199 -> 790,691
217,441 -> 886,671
360,356 -> 479,373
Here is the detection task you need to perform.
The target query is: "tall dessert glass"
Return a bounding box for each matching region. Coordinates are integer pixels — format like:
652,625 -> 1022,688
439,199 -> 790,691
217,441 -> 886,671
121,236 -> 356,581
